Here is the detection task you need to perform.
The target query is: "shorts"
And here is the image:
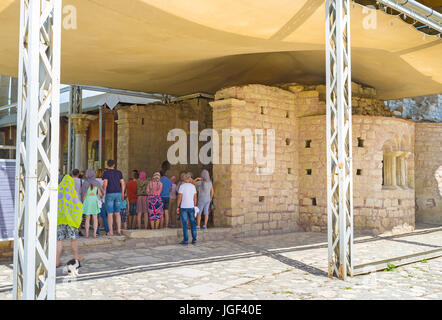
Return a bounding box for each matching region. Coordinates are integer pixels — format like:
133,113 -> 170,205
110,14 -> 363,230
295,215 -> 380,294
137,195 -> 148,213
161,197 -> 170,210
57,224 -> 79,241
120,208 -> 128,223
129,203 -> 137,216
105,193 -> 121,214
197,199 -> 211,215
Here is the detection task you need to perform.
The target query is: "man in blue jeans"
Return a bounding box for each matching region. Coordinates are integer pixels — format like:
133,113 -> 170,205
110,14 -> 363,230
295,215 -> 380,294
176,172 -> 197,245
102,160 -> 125,236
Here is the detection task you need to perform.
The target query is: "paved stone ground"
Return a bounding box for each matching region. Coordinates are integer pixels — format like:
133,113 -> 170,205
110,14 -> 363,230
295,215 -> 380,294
0,224 -> 441,300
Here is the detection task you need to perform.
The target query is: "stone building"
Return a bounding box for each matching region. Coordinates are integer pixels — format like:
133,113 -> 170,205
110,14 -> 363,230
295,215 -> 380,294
106,82 -> 441,236
1,81 -> 441,238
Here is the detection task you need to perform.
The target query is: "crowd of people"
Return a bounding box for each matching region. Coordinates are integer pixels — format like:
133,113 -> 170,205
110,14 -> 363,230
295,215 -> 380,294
56,160 -> 215,266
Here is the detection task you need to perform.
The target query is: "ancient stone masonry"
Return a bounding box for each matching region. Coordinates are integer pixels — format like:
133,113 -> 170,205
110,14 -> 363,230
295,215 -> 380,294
276,82 -> 394,117
385,94 -> 442,123
212,85 -> 301,237
298,115 -> 415,235
116,96 -> 212,180
114,82 -> 441,236
211,82 -> 440,236
70,114 -> 98,172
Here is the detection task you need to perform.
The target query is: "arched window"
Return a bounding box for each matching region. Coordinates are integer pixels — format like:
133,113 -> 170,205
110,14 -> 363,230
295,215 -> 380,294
382,138 -> 410,188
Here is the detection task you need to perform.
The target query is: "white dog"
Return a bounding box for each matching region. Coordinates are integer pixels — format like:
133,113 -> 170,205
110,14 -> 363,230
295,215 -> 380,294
62,259 -> 81,277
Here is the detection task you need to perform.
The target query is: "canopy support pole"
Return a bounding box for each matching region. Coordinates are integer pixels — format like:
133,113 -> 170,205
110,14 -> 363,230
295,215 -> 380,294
12,0 -> 62,300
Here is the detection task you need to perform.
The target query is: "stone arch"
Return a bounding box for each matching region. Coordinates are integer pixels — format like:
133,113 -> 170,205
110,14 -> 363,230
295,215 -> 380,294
382,138 -> 396,153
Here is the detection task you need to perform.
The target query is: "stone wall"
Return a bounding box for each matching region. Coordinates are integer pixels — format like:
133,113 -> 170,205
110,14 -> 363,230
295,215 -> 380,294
415,123 -> 442,224
116,97 -> 212,180
277,82 -> 394,117
298,115 -> 415,234
112,82 -> 438,236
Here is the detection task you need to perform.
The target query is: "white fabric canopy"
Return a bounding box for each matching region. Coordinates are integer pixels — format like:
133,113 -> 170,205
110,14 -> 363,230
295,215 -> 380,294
0,0 -> 440,99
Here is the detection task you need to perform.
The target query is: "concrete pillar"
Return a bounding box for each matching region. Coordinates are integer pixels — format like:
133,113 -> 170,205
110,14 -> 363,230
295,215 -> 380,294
70,114 -> 97,172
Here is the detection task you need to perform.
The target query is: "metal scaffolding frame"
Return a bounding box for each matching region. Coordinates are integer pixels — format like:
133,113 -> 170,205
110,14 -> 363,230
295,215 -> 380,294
326,0 -> 353,280
12,0 -> 61,299
375,0 -> 442,35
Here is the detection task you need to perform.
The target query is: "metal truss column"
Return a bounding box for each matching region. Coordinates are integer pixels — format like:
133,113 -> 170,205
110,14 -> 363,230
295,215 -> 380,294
12,0 -> 62,299
325,0 -> 354,280
67,85 -> 82,174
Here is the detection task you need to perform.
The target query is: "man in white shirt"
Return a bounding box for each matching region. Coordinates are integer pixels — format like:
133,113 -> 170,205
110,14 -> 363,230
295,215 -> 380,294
176,172 -> 197,245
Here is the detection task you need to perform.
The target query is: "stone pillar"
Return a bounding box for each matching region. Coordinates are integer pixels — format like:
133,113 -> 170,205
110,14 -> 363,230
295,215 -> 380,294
70,114 -> 97,172
383,153 -> 396,187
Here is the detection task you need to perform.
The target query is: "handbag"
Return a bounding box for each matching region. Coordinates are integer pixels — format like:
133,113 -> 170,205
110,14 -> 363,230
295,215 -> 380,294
97,198 -> 102,209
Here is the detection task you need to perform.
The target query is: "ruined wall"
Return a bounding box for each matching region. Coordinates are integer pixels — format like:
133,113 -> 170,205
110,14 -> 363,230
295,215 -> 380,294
298,115 -> 415,235
277,82 -> 393,117
415,123 -> 442,224
116,97 -> 212,180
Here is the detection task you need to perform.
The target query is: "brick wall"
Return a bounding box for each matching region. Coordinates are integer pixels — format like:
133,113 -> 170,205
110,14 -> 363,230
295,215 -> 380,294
415,123 -> 442,224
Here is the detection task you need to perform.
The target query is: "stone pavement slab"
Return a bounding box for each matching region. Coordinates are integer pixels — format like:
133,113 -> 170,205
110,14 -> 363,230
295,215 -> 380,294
0,226 -> 441,300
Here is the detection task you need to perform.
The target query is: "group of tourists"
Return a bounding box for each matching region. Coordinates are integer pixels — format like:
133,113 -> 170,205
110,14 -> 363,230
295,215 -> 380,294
56,160 -> 215,266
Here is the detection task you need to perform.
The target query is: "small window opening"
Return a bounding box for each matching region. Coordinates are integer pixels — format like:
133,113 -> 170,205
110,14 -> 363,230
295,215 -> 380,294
306,169 -> 312,175
311,198 -> 317,206
260,106 -> 265,115
305,140 -> 312,148
356,169 -> 362,176
259,196 -> 265,202
285,138 -> 291,146
358,137 -> 364,147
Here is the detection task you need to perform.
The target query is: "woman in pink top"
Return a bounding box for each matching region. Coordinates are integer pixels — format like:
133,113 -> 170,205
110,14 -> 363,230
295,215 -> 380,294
147,172 -> 163,229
